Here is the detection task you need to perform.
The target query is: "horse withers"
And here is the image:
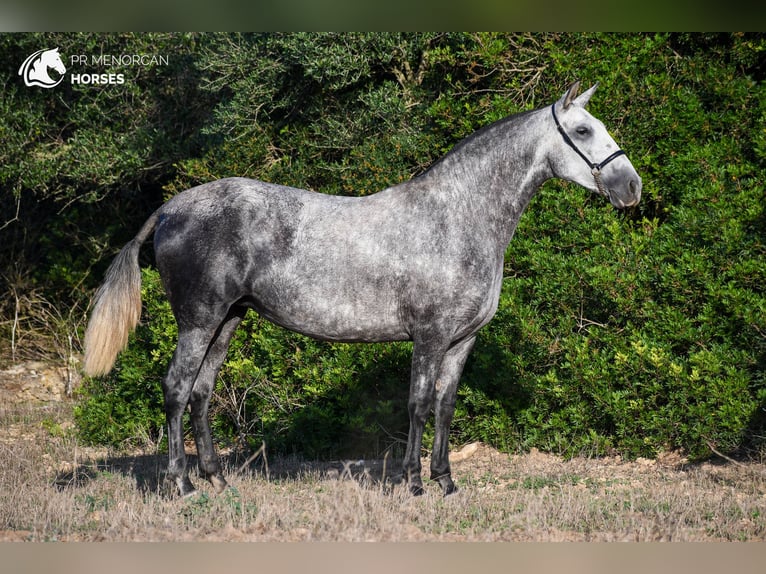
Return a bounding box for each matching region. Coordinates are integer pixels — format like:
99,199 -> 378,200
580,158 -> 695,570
83,82 -> 641,497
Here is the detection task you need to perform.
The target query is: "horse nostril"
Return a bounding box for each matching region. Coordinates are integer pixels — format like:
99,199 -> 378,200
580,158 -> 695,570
629,178 -> 642,195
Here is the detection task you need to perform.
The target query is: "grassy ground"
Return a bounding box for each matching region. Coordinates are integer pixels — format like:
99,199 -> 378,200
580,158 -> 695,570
1,399 -> 765,542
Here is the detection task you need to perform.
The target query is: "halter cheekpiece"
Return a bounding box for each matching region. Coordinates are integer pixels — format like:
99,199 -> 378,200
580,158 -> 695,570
551,103 -> 625,198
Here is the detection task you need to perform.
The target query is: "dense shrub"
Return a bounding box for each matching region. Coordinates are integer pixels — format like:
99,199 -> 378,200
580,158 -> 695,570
2,33 -> 763,461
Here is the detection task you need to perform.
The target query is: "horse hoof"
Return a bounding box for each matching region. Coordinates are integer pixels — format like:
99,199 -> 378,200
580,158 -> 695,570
210,474 -> 228,494
443,483 -> 458,497
180,487 -> 199,499
433,474 -> 456,496
175,476 -> 197,498
409,483 -> 425,496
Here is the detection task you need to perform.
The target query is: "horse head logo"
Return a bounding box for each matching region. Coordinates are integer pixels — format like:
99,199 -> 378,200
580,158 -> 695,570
18,48 -> 67,88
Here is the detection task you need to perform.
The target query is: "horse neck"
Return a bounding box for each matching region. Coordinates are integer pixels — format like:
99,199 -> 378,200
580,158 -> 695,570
421,107 -> 554,246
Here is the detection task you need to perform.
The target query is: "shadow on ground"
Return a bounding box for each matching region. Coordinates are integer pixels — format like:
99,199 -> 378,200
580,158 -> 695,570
53,449 -> 406,497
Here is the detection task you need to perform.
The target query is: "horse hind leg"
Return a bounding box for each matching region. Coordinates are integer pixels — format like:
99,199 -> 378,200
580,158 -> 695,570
162,326 -> 216,497
188,308 -> 246,494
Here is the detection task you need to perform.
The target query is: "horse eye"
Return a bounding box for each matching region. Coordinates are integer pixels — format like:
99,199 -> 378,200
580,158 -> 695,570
576,126 -> 590,136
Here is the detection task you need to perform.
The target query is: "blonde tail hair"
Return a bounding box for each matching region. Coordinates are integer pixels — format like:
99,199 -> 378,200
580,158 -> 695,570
83,212 -> 159,377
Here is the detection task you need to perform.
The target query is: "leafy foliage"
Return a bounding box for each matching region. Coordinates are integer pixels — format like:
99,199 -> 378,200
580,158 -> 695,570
2,33 -> 764,461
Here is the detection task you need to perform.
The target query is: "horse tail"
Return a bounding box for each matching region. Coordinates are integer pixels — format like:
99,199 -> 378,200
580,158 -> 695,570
83,211 -> 160,377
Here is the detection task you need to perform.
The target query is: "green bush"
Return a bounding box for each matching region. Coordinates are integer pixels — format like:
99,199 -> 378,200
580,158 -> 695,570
74,268 -> 173,447
4,33 -> 760,461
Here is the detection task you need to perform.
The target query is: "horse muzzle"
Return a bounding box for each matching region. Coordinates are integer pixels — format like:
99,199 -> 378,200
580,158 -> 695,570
602,170 -> 642,209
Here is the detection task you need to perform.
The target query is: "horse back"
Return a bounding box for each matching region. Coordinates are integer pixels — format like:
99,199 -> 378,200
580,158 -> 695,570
153,177 -> 503,342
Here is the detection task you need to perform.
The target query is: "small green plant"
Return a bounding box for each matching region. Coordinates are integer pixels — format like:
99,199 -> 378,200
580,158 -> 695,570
179,491 -> 212,521
220,486 -> 242,516
78,493 -> 114,513
41,417 -> 71,439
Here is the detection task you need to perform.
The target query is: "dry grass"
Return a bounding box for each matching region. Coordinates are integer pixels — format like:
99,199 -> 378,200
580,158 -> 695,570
1,401 -> 765,542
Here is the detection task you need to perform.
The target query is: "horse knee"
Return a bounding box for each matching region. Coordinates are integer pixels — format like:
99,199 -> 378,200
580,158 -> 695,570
163,377 -> 191,415
435,396 -> 456,421
408,397 -> 431,424
189,388 -> 211,414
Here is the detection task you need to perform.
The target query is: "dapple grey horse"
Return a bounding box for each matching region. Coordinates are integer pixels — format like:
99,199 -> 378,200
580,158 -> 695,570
83,82 -> 641,497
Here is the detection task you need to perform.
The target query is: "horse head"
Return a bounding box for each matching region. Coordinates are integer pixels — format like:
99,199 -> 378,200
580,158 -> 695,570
550,81 -> 642,209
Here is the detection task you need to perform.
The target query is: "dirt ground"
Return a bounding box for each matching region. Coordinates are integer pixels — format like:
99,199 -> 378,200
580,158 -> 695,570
2,360 -> 765,542
0,360 -> 79,404
0,360 -> 683,486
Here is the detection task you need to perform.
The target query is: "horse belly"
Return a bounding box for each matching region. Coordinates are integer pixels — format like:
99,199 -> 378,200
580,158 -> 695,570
248,270 -> 409,343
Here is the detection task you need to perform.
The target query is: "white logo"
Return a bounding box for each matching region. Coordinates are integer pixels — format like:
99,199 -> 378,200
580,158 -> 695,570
18,47 -> 67,88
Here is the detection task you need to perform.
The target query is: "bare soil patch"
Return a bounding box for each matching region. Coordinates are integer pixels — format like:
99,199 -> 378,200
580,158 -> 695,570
1,361 -> 765,541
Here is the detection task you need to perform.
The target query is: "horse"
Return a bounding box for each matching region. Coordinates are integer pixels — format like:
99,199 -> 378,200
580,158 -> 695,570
18,47 -> 66,88
83,81 -> 641,497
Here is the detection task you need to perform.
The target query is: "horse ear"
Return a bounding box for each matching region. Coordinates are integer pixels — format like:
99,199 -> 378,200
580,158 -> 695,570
573,83 -> 599,107
559,81 -> 581,110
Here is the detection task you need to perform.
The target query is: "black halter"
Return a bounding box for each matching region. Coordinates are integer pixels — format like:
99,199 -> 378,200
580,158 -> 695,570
551,103 -> 625,197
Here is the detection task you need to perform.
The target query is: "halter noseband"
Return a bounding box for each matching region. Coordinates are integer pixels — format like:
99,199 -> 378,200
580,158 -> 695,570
551,103 -> 625,198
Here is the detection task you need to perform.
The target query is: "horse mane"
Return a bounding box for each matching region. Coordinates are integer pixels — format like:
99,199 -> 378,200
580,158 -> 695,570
417,108 -> 537,179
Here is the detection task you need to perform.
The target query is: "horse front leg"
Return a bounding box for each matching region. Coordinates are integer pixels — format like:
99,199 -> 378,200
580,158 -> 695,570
431,335 -> 476,496
402,339 -> 448,496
